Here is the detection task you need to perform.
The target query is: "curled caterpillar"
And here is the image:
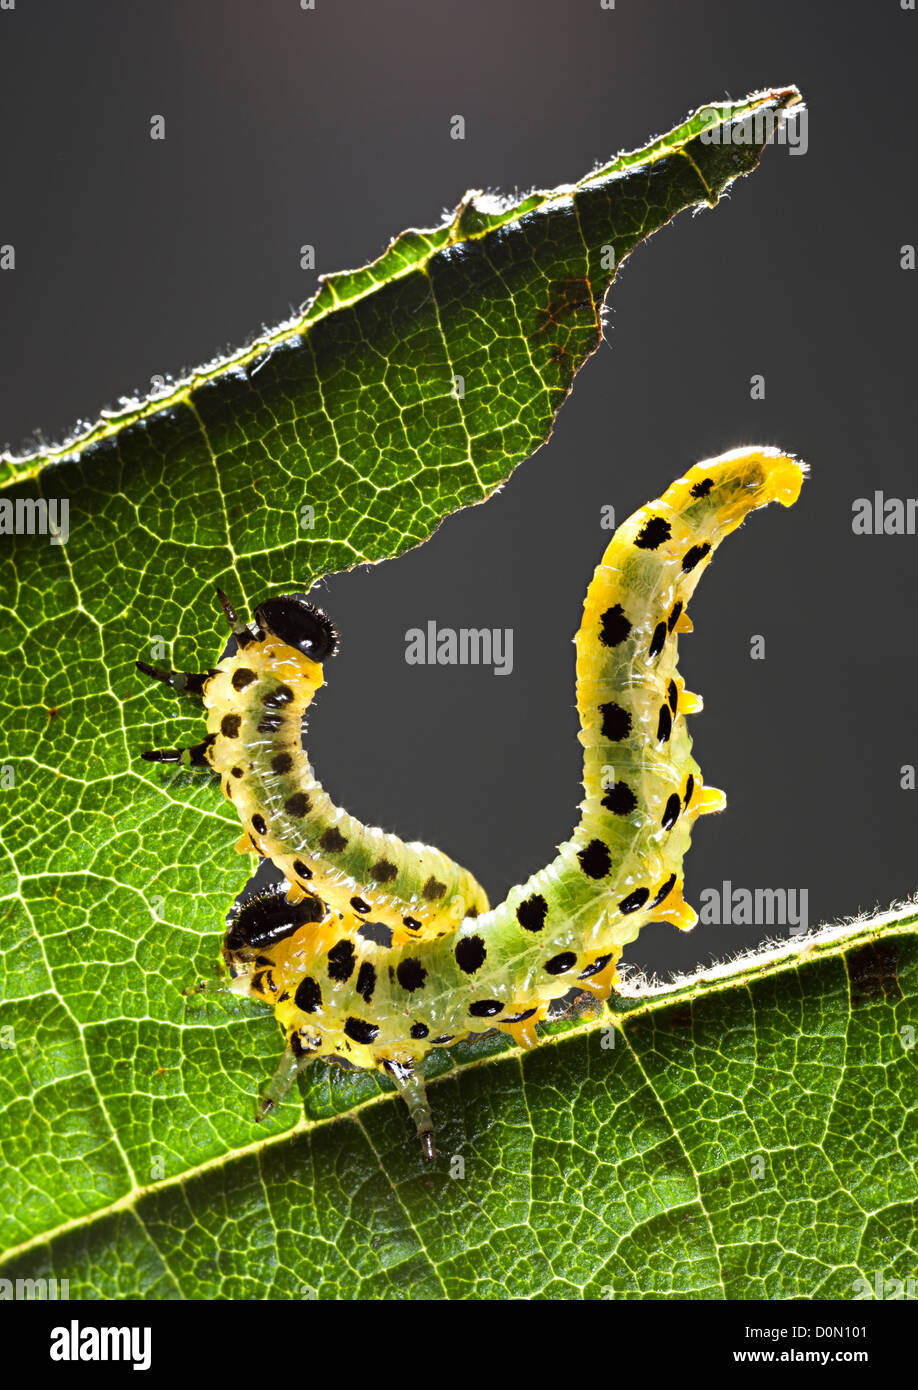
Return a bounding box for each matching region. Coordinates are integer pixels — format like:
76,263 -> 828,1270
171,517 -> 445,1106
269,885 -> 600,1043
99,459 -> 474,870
139,446 -> 806,1158
140,593 -> 489,943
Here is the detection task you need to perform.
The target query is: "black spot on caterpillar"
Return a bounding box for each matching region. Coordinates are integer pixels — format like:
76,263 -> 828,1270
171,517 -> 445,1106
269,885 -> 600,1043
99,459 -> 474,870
139,448 -> 806,1158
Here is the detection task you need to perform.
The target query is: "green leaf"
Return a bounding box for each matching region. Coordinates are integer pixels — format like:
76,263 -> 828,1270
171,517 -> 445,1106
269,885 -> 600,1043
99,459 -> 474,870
13,87 -> 911,1303
2,910 -> 916,1298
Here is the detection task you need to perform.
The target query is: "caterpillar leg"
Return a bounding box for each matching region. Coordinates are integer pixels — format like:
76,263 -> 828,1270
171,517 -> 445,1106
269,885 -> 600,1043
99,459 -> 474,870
694,785 -> 727,815
656,892 -> 699,932
216,587 -> 258,646
502,1017 -> 540,1049
574,953 -> 620,1001
383,1060 -> 436,1161
136,660 -> 212,695
256,1045 -> 307,1121
141,735 -> 215,767
181,966 -> 229,998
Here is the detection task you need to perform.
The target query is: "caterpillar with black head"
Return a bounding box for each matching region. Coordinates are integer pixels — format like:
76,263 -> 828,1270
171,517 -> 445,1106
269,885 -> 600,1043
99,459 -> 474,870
138,446 -> 806,1158
140,593 -> 489,944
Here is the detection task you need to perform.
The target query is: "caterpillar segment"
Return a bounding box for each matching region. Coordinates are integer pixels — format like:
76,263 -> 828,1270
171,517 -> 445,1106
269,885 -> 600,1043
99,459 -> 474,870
139,591 -> 490,944
206,447 -> 806,1157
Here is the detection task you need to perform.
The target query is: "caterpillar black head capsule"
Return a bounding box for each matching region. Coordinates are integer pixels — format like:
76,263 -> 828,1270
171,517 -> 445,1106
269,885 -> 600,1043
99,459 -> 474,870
223,880 -> 327,963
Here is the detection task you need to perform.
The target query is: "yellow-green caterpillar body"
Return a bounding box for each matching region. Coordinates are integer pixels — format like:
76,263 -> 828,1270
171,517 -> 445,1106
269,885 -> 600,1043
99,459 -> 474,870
141,594 -> 488,943
139,447 -> 806,1156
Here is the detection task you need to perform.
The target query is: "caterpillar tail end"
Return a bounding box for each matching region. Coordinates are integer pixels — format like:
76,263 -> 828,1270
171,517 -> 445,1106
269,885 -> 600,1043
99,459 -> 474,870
708,447 -> 807,523
760,450 -> 808,508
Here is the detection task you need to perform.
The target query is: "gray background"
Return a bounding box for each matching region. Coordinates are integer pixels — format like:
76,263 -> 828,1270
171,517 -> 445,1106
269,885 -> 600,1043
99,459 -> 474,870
2,0 -> 915,978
